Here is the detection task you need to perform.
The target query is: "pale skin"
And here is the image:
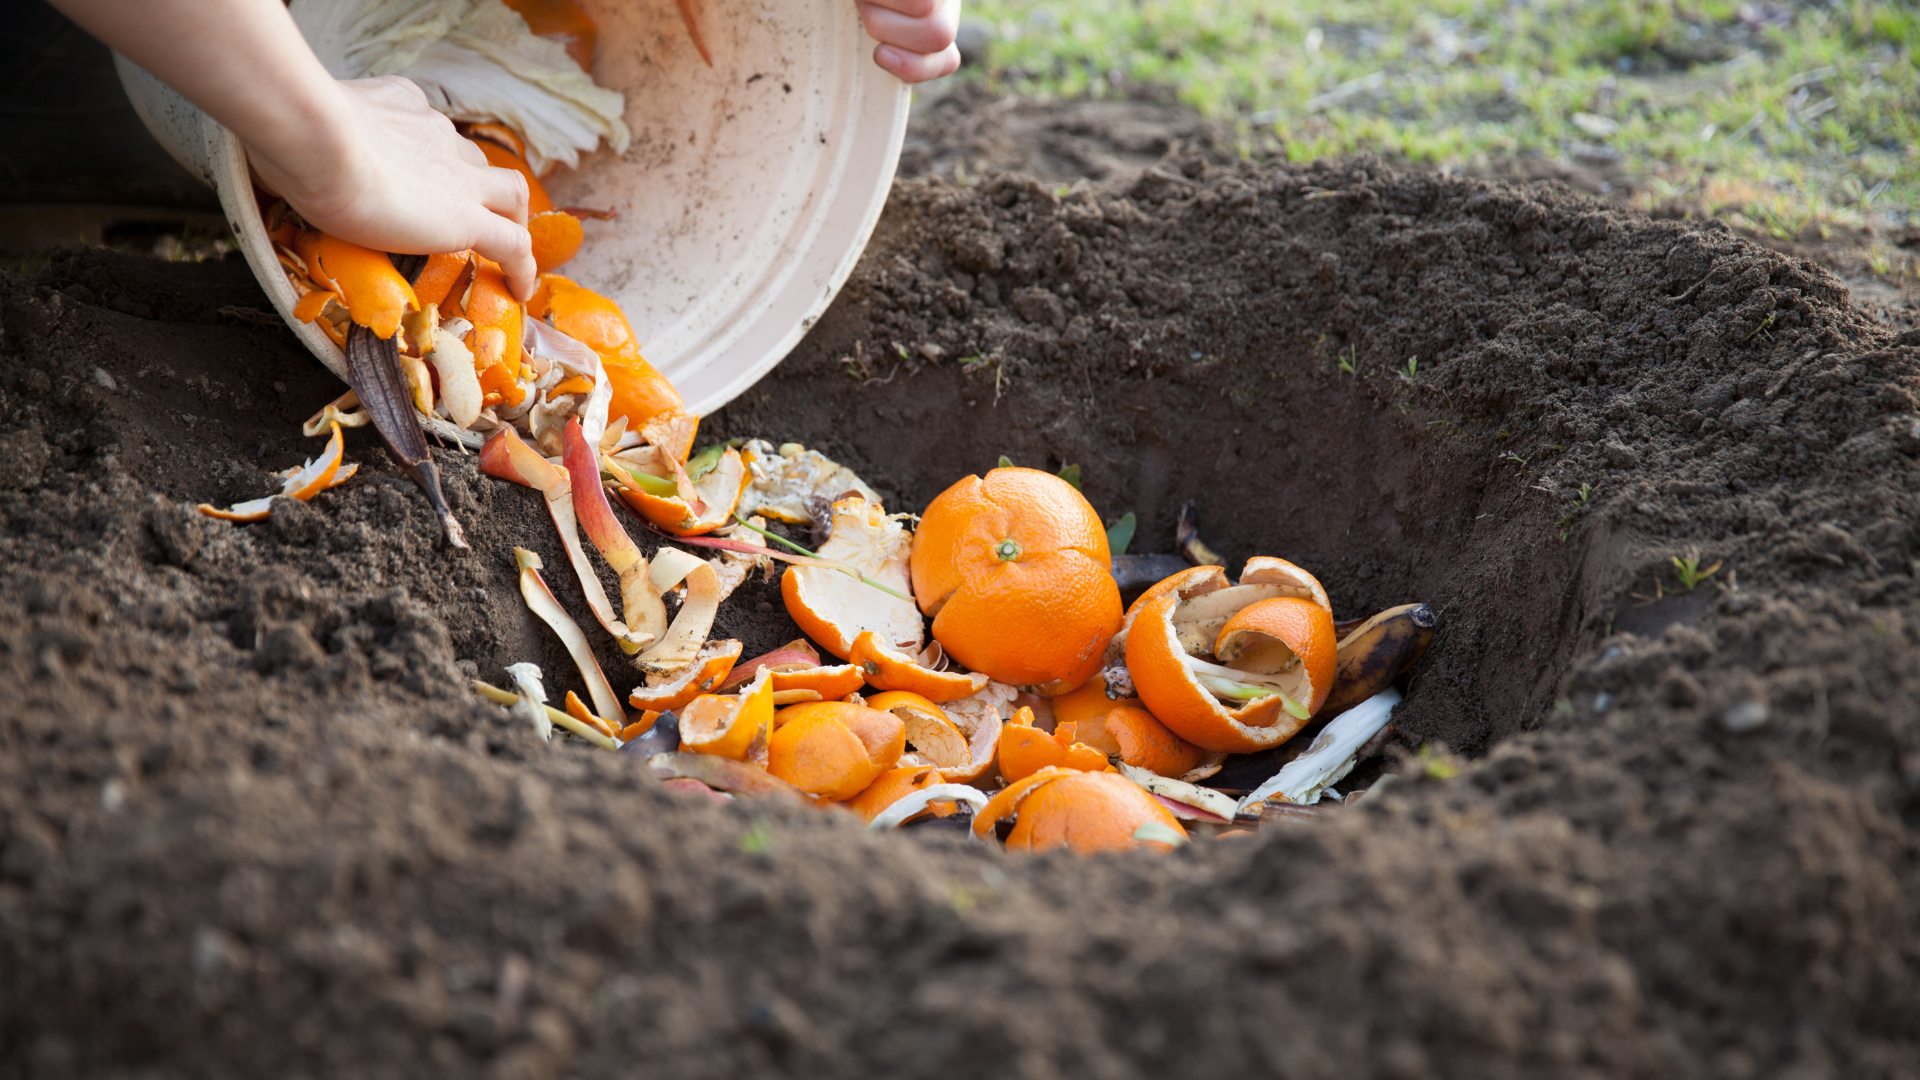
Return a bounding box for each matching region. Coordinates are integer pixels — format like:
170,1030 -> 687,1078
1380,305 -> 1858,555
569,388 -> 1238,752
50,0 -> 961,302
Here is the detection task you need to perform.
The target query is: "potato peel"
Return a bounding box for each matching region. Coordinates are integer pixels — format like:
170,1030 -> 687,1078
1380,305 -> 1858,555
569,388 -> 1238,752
1116,762 -> 1240,823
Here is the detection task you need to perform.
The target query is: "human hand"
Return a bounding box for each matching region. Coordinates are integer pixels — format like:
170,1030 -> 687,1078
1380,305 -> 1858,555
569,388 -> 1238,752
856,0 -> 961,83
250,76 -> 539,300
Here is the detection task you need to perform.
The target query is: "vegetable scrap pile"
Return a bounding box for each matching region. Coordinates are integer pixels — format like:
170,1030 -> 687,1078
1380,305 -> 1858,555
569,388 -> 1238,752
195,0 -> 1440,854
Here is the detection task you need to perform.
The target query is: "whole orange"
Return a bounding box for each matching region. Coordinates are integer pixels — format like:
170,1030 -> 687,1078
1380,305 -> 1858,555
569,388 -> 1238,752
910,467 -> 1120,693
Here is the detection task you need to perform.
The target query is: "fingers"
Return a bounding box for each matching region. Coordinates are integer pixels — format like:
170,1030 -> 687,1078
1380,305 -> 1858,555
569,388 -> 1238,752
475,164 -> 531,227
470,215 -> 538,302
856,0 -> 958,58
874,42 -> 960,83
454,136 -> 490,168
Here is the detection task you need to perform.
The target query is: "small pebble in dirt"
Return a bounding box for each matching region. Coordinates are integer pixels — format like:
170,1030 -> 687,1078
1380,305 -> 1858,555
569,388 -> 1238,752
757,601 -> 773,612
1721,699 -> 1770,733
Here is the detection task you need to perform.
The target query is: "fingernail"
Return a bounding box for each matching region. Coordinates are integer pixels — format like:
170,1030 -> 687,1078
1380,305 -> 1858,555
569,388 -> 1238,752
875,45 -> 902,70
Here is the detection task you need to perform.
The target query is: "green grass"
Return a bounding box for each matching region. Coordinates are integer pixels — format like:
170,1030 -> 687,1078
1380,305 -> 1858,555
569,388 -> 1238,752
960,0 -> 1918,232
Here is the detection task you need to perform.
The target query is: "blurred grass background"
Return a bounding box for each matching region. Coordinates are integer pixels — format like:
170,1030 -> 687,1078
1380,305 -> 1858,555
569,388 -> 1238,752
957,0 -> 1917,248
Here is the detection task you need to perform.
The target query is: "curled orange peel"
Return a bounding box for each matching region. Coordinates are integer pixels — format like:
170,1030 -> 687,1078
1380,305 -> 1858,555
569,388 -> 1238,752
971,766 -> 1076,840
530,210 -> 585,273
677,668 -> 775,761
563,690 -> 620,739
197,420 -> 346,522
1126,573 -> 1337,753
850,631 -> 988,703
864,691 -> 971,771
608,447 -> 748,537
1006,771 -> 1189,854
781,495 -> 920,661
628,639 -> 742,712
306,234 -> 418,340
995,705 -> 1109,783
766,701 -> 905,800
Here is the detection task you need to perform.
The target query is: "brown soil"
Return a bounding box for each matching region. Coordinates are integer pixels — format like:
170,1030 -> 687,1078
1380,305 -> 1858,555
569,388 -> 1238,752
5,94 -> 1920,1079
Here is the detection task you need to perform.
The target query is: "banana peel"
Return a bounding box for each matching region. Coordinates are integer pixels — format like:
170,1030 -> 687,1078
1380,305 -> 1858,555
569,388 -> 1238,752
1322,603 -> 1436,717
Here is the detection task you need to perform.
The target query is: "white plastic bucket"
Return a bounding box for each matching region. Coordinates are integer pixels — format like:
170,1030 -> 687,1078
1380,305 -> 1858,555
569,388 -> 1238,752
115,0 -> 909,417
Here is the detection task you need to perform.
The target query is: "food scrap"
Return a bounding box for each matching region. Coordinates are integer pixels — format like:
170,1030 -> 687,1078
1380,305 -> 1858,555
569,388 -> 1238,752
212,0 -> 1444,856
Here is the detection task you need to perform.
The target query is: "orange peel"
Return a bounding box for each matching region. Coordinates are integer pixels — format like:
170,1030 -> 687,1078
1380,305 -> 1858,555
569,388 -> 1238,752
1100,703 -> 1204,778
197,420 -> 346,522
628,639 -> 742,712
608,446 -> 748,536
766,701 -> 905,800
530,210 -> 584,273
497,0 -> 598,70
781,495 -> 920,661
528,274 -> 687,448
1125,561 -> 1337,753
995,706 -> 1110,783
845,765 -> 949,823
864,691 -> 971,771
304,233 -> 419,340
910,467 -> 1120,693
469,136 -> 553,215
973,768 -> 1187,853
849,631 -> 988,703
676,668 -> 774,761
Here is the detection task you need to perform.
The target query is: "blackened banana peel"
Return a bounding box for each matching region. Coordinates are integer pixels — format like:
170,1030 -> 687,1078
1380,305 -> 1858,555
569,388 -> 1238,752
342,252 -> 468,549
1321,603 -> 1436,717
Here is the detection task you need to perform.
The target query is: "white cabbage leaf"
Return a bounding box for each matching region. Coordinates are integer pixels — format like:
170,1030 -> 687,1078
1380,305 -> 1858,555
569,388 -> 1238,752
290,0 -> 629,173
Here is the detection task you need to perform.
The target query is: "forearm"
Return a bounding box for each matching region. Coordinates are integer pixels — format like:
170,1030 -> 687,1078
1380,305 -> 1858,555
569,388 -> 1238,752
48,0 -> 356,211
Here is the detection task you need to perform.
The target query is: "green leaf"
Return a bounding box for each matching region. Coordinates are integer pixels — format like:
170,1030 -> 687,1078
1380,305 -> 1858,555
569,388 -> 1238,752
1106,511 -> 1137,556
997,455 -> 1014,469
1057,463 -> 1082,490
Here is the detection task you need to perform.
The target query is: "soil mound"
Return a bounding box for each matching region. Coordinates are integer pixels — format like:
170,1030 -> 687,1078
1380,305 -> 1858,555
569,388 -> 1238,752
3,145 -> 1918,1078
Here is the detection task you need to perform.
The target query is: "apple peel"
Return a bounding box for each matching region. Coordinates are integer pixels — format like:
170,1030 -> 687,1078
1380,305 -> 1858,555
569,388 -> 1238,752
562,417 -> 668,647
516,547 -> 627,725
650,751 -> 802,799
481,427 -> 653,650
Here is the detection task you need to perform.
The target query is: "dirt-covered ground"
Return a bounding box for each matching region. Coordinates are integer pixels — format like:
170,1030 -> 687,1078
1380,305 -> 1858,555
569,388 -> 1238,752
3,92 -> 1919,1079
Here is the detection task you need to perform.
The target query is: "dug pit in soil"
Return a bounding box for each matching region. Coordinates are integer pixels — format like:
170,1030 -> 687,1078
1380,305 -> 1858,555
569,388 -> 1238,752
3,146 -> 1918,1077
